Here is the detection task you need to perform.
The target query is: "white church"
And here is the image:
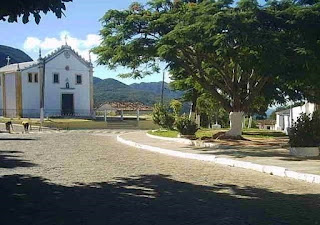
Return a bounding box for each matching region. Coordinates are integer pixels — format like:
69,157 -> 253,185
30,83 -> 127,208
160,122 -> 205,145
0,45 -> 94,118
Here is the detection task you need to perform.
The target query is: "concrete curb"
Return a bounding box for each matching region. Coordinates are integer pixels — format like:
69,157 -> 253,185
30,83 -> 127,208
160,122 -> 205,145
146,132 -> 193,145
146,132 -> 218,148
117,133 -> 320,185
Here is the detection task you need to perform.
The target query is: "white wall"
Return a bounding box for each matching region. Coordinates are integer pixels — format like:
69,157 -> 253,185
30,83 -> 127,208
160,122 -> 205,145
291,103 -> 316,125
276,103 -> 317,134
4,73 -> 16,118
0,74 -> 2,116
22,67 -> 40,117
275,114 -> 281,130
44,49 -> 91,116
283,115 -> 290,134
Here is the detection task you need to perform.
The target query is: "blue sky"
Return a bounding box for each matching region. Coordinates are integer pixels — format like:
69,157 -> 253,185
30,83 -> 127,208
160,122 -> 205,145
0,0 -> 171,84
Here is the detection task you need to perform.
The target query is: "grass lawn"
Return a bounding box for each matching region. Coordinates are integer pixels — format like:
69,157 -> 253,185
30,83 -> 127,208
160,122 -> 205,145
0,117 -> 159,130
148,130 -> 180,138
149,128 -> 286,139
242,129 -> 287,138
43,119 -> 107,129
0,118 -> 43,126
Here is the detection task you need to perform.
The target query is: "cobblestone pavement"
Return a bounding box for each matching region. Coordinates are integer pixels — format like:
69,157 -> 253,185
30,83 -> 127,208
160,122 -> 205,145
1,130 -> 320,225
34,129 -> 130,135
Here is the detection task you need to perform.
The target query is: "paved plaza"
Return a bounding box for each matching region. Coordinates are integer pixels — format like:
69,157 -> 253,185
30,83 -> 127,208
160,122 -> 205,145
1,130 -> 320,225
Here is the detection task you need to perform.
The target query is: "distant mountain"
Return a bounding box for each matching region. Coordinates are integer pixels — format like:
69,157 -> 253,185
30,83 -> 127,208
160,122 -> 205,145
93,77 -> 102,84
0,45 -> 33,67
93,78 -> 183,107
130,82 -> 183,99
93,78 -> 159,107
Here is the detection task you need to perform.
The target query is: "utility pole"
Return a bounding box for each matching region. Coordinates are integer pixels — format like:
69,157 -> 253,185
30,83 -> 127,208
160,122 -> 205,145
161,71 -> 165,105
39,49 -> 45,129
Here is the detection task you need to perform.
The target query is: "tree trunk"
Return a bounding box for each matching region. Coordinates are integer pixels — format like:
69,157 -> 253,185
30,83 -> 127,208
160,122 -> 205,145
189,97 -> 197,122
196,114 -> 201,128
247,116 -> 252,129
242,116 -> 245,129
189,106 -> 196,122
225,112 -> 244,137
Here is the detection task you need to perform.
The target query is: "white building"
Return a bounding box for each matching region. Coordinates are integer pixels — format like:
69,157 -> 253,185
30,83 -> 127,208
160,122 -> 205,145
275,102 -> 317,134
0,45 -> 94,118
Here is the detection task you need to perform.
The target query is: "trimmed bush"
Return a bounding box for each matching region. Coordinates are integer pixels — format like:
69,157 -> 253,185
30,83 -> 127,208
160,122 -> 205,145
152,103 -> 175,130
289,111 -> 320,147
175,116 -> 198,135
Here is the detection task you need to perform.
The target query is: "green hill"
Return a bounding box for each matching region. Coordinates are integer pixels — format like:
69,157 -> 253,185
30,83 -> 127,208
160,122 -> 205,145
93,78 -> 160,107
93,77 -> 103,84
129,82 -> 183,99
0,45 -> 33,67
93,78 -> 182,107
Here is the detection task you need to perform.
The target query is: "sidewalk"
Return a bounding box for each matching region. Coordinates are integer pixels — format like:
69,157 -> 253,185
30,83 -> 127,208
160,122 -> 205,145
118,131 -> 320,184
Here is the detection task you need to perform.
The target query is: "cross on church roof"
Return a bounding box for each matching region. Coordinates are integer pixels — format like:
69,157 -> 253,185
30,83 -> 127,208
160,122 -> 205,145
65,35 -> 68,45
6,56 -> 10,65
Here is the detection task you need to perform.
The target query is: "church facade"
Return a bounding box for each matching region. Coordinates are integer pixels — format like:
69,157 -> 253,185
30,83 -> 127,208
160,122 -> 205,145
0,45 -> 94,118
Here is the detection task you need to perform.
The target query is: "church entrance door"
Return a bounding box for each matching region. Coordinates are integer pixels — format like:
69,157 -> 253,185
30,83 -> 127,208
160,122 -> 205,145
61,94 -> 74,116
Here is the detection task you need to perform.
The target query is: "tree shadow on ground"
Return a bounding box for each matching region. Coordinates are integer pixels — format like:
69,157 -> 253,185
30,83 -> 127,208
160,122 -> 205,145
198,148 -> 320,161
1,174 -> 320,225
0,150 -> 37,169
0,138 -> 36,141
242,131 -> 287,138
201,138 -> 288,148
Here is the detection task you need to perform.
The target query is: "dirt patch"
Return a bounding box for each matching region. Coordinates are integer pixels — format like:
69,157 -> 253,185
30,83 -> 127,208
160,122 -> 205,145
203,136 -> 289,148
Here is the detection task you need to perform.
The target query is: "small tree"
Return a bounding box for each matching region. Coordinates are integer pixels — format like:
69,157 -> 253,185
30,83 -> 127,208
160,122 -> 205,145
152,103 -> 175,130
170,99 -> 182,117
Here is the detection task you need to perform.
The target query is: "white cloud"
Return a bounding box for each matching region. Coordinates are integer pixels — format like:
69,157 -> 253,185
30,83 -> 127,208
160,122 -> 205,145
22,31 -> 169,84
164,70 -> 172,83
23,37 -> 42,51
23,31 -> 101,61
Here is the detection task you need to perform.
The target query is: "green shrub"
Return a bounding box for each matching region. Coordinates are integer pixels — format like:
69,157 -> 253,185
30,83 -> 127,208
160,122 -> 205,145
170,99 -> 182,117
152,103 -> 175,130
289,111 -> 320,147
175,116 -> 198,135
312,110 -> 320,145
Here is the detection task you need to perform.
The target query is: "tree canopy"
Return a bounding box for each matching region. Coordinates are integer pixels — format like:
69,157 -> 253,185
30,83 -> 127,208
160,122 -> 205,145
93,0 -> 320,136
0,0 -> 72,24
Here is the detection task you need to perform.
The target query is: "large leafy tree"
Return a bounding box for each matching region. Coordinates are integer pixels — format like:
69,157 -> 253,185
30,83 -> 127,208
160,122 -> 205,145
1,0 -> 72,24
93,0 -> 320,137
